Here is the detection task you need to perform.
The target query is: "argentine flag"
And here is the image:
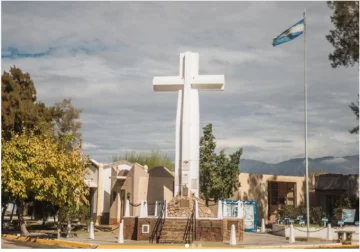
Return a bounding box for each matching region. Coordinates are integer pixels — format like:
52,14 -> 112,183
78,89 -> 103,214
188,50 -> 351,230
272,19 -> 304,47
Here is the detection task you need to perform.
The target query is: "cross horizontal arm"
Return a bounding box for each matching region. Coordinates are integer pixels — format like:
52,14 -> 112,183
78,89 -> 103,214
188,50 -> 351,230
153,76 -> 184,92
192,75 -> 225,90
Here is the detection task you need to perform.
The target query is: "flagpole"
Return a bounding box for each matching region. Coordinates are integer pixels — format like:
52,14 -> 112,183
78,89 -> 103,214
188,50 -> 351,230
304,9 -> 310,240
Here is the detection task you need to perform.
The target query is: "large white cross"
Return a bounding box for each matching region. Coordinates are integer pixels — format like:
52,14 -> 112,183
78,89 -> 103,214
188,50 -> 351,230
153,52 -> 225,197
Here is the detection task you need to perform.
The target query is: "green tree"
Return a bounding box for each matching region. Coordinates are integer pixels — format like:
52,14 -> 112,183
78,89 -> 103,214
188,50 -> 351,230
224,148 -> 243,197
52,98 -> 83,150
199,123 -> 243,206
112,150 -> 174,171
326,1 -> 359,68
326,1 -> 359,134
349,98 -> 359,134
1,129 -> 89,235
1,67 -> 54,140
199,124 -> 217,206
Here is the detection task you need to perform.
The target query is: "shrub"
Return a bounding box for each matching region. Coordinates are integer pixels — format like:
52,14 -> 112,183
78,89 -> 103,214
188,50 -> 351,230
278,205 -> 298,220
310,206 -> 325,225
279,205 -> 325,225
332,196 -> 357,221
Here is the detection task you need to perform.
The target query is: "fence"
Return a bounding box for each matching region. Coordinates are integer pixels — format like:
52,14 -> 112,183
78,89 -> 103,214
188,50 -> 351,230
272,223 -> 359,240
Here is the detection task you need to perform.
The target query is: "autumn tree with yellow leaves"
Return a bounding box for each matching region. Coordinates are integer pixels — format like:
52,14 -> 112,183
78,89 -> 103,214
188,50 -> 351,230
1,67 -> 88,235
2,130 -> 89,235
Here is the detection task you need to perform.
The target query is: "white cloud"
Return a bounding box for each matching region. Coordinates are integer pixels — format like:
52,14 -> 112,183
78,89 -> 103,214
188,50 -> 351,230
1,1 -> 358,163
83,142 -> 101,150
321,157 -> 348,165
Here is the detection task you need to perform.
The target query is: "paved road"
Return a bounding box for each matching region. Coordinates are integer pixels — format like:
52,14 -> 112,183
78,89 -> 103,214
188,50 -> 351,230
1,238 -> 69,249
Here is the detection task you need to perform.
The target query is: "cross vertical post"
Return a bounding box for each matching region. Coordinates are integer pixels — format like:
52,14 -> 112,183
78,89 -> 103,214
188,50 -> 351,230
153,52 -> 225,197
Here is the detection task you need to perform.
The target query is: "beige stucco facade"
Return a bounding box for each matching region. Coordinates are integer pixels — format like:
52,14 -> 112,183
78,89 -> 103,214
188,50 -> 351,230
233,173 -> 314,224
105,162 -> 174,225
84,162 -> 99,221
88,161 -> 347,226
147,166 -> 174,215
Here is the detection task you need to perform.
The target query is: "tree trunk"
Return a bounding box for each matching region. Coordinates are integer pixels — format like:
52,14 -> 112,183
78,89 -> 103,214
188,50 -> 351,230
41,202 -> 46,227
17,200 -> 29,235
9,203 -> 15,222
23,202 -> 29,216
31,202 -> 35,220
66,220 -> 71,238
57,209 -> 63,239
1,204 -> 7,232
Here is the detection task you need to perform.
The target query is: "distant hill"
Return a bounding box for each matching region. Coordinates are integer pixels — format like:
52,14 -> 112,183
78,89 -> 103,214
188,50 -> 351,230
239,155 -> 359,176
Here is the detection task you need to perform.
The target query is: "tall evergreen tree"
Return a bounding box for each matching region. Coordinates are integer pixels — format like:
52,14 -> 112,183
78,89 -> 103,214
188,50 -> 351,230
199,124 -> 217,206
326,1 -> 359,134
1,67 -> 54,140
349,98 -> 359,134
326,1 -> 359,68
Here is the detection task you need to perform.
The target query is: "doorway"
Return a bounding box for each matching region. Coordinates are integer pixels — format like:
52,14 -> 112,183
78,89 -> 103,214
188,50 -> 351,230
120,190 -> 126,219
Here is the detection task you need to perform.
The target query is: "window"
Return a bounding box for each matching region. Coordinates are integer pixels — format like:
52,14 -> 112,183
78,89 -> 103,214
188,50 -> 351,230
142,224 -> 150,234
269,181 -> 296,206
270,182 -> 279,205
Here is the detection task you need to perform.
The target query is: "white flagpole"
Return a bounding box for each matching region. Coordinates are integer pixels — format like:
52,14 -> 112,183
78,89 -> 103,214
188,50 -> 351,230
304,9 -> 310,240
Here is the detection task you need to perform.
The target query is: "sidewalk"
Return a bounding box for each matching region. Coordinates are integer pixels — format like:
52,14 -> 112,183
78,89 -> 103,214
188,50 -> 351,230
53,231 -> 360,249
3,231 -> 359,249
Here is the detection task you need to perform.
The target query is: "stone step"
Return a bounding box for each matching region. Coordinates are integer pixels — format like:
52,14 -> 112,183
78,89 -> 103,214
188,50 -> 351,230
161,226 -> 190,230
160,233 -> 188,238
159,237 -> 192,241
158,240 -> 187,244
162,222 -> 188,225
161,226 -> 188,230
159,231 -> 193,237
160,231 -> 188,236
158,218 -> 194,244
161,229 -> 187,234
162,223 -> 188,227
165,219 -> 189,224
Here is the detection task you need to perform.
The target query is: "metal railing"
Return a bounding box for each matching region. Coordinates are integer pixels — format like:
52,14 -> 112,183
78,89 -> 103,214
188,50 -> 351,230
183,200 -> 196,243
149,202 -> 165,244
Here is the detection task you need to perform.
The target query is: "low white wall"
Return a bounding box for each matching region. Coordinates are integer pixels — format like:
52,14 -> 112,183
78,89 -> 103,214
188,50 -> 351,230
272,224 -> 359,240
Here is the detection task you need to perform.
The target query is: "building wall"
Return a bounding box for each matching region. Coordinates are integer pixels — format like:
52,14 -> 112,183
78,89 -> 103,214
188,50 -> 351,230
346,175 -> 359,198
109,180 -> 124,225
102,167 -> 111,213
85,165 -> 98,185
125,168 -> 134,216
147,167 -> 174,215
315,174 -> 359,218
235,173 -> 307,224
90,188 -> 97,221
100,167 -> 112,224
108,163 -> 132,224
130,164 -> 149,217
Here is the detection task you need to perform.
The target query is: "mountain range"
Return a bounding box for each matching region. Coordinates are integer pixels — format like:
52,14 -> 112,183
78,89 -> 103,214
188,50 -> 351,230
239,155 -> 359,176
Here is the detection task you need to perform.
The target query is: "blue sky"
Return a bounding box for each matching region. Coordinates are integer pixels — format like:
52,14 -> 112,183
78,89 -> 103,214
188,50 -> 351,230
1,1 -> 358,164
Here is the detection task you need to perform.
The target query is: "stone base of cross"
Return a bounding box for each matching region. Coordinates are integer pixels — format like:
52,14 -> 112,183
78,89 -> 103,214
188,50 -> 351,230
153,52 -> 225,197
